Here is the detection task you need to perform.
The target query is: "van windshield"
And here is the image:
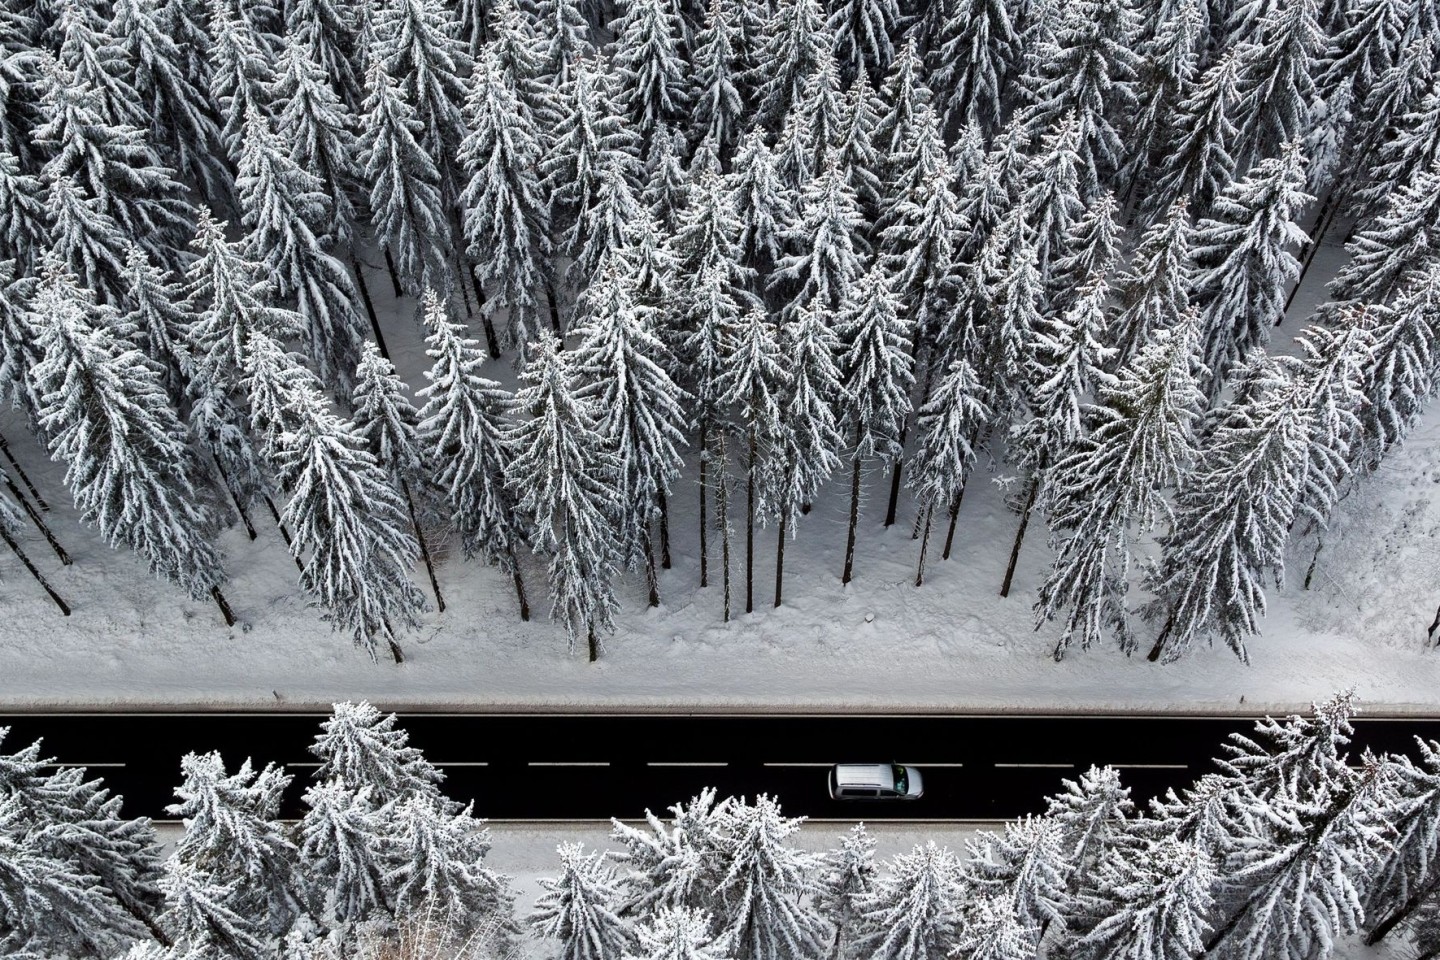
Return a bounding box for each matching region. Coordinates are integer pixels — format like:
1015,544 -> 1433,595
892,765 -> 907,795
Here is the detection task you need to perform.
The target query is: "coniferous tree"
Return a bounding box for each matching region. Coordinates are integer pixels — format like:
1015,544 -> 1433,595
629,907 -> 726,960
416,291 -> 531,620
1350,48 -> 1440,215
1017,116 -> 1086,285
908,358 -> 990,584
29,269 -> 233,621
612,0 -> 689,142
1111,197 -> 1195,367
713,796 -> 826,960
836,267 -> 913,584
534,0 -> 593,93
310,700 -> 448,807
1038,312 -> 1204,658
574,158 -> 646,288
772,164 -> 867,323
1069,837 -> 1214,960
570,266 -> 688,608
872,38 -> 932,176
827,0 -> 898,83
771,299 -> 842,606
814,824 -> 876,959
157,860 -> 269,960
931,0 -> 1018,137
55,2 -> 143,130
966,815 -> 1070,942
1231,0 -> 1325,170
1326,156 -> 1440,314
207,0 -> 276,164
688,0 -> 744,155
1191,141 -> 1311,392
1362,738 -> 1440,945
1122,0 -> 1202,205
530,842 -> 638,960
0,152 -> 48,272
1351,266 -> 1440,473
1146,50 -> 1242,218
835,72 -> 883,220
1051,190 -> 1121,311
119,245 -> 193,403
44,174 -> 131,307
286,0 -> 362,110
716,307 -> 786,614
460,46 -> 552,353
507,336 -> 620,661
853,842 -> 964,960
951,895 -> 1035,960
729,129 -> 797,279
296,778 -> 391,924
752,0 -> 830,127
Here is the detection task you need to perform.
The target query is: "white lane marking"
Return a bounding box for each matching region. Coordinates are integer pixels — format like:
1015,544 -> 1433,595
434,762 -> 489,767
528,761 -> 609,767
763,762 -> 834,767
646,762 -> 728,767
41,762 -> 125,768
993,763 -> 1074,769
909,763 -> 965,768
1110,763 -> 1189,770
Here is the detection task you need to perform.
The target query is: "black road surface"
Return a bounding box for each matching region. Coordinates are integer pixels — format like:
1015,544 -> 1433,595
3,713 -> 1440,822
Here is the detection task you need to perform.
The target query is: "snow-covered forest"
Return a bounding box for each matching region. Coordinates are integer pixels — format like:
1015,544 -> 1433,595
0,0 -> 1436,665
6,696 -> 1440,959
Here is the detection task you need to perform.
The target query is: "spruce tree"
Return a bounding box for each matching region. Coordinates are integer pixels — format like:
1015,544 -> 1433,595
119,244 -> 193,403
853,842 -> 964,960
713,796 -> 826,960
1231,0 -> 1325,170
1326,156 -> 1440,314
752,0 -> 830,127
611,0 -> 689,142
534,0 -> 593,93
416,291 -> 531,619
1110,197 -> 1195,368
629,907 -> 726,960
530,842 -> 637,960
729,129 -> 798,278
814,824 -> 876,957
286,0 -> 362,111
1146,50 -> 1242,218
574,157 -> 645,289
29,269 -> 232,620
772,164 -> 867,324
1069,837 -> 1214,960
931,0 -> 1018,137
965,815 -> 1070,941
1122,0 -> 1202,205
827,0 -> 898,83
907,358 -> 991,584
207,0 -> 276,164
1352,266 -> 1440,472
1350,45 -> 1440,215
297,778 -> 391,924
507,337 -> 620,661
310,701 -> 447,806
0,151 -> 48,272
44,174 -> 131,307
689,0 -> 744,154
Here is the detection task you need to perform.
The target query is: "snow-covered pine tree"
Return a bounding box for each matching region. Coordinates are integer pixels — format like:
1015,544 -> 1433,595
1191,140 -> 1311,394
370,0 -> 472,199
569,265 -> 688,607
907,357 -> 991,582
1110,197 -> 1195,368
207,0 -> 276,164
460,46 -> 552,353
534,0 -> 593,93
0,260 -> 38,414
771,164 -> 867,324
1351,265 -> 1440,473
1051,190 -> 1121,314
771,299 -> 842,606
852,842 -> 964,960
1326,156 -> 1440,315
975,219 -> 1042,428
1017,115 -> 1085,285
297,778 -> 391,924
729,129 -> 798,278
872,38 -> 932,177
953,123 -> 1029,265
609,788 -> 734,919
1348,42 -> 1440,216
573,155 -> 646,290
836,265 -> 913,584
1231,0 -> 1325,171
110,0 -> 230,208
931,0 -> 1018,137
775,47 -> 845,189
1316,0 -> 1408,112
1068,836 -> 1214,960
488,0 -> 559,133
950,895 -> 1035,960
713,795 -> 826,960
715,306 -> 787,613
271,36 -> 362,248
29,268 -> 233,620
248,331 -> 428,662
642,125 -> 687,235
672,171 -> 752,306
311,701 -> 447,806
1044,765 -> 1136,929
382,796 -> 517,941
358,57 -> 452,296
814,823 -> 876,959
965,815 -> 1070,942
752,0 -> 830,127
1362,738 -> 1440,944
0,151 -> 48,272
165,750 -> 305,937
611,0 -> 689,143
834,71 -> 883,222
286,0 -> 361,111
236,111 -> 366,387
1145,49 -> 1242,219
627,907 -> 726,960
827,0 -> 897,84
1016,0 -> 1140,195
157,859 -> 269,960
54,1 -> 142,131
35,64 -> 193,270
507,337 -> 620,660
1143,353 -> 1309,662
1122,0 -> 1203,206
353,341 -> 444,611
689,0 -> 744,155
416,292 -> 530,619
531,842 -> 637,960
119,244 -> 194,403
874,98 -> 947,260
44,173 -> 132,307
1038,311 -> 1204,658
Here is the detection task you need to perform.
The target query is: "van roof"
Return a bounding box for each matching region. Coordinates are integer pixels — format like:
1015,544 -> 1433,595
834,764 -> 895,790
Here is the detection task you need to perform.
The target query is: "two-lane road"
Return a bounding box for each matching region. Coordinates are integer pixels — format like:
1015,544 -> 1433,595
4,713 -> 1439,821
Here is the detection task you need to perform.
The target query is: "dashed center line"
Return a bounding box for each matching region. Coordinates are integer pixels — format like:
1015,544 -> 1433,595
528,761 -> 610,767
647,762 -> 729,767
994,763 -> 1075,769
42,762 -> 126,768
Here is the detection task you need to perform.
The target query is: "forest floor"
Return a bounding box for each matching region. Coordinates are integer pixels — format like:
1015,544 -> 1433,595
1,241 -> 1437,715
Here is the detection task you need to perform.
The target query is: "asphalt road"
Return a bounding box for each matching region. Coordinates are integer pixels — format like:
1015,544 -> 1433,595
3,713 -> 1439,822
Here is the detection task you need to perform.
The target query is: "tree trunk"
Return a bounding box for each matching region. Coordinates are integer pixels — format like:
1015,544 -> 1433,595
545,277 -> 564,340
774,509 -> 788,608
698,419 -> 709,588
471,272 -> 502,359
0,524 -> 69,615
915,505 -> 933,587
503,544 -> 531,621
349,255 -> 390,359
942,485 -> 966,559
383,247 -> 403,298
644,525 -> 660,608
401,478 -> 445,613
1303,538 -> 1323,590
388,637 -> 405,664
4,473 -> 70,565
1365,876 -> 1440,945
588,623 -> 598,662
843,453 -> 862,585
456,252 -> 478,319
746,427 -> 756,614
0,434 -> 47,511
1147,614 -> 1176,662
1000,455 -> 1045,598
716,430 -> 732,623
264,494 -> 306,573
884,456 -> 905,528
1428,602 -> 1440,646
211,586 -> 236,626
657,488 -> 672,569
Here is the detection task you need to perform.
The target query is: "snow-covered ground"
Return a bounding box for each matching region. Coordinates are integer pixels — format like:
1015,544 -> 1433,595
2,243 -> 1437,715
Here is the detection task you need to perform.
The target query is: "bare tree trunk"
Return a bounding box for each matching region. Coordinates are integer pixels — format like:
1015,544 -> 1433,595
657,488 -> 672,569
884,453 -> 905,528
383,247 -> 403,298
4,472 -> 70,565
506,544 -> 531,621
545,277 -> 564,340
843,424 -> 863,585
588,623 -> 598,662
0,524 -> 69,614
644,524 -> 660,608
1428,603 -> 1440,646
470,272 -> 502,359
746,427 -> 756,614
211,586 -> 236,626
774,509 -> 788,608
1365,874 -> 1440,945
0,434 -> 46,511
349,255 -> 390,359
1147,614 -> 1176,662
206,456 -> 256,539
942,486 -> 966,559
456,251 -> 478,319
698,420 -> 709,588
1000,453 -> 1046,598
400,478 -> 444,612
1303,538 -> 1323,590
915,505 -> 933,587
716,429 -> 732,622
388,636 -> 405,664
264,494 -> 306,573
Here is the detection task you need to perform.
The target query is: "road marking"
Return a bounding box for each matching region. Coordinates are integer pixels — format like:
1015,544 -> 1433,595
1110,763 -> 1189,770
646,762 -> 728,767
993,763 -> 1074,769
909,763 -> 965,768
435,762 -> 489,767
528,761 -> 609,767
286,762 -> 321,767
763,762 -> 833,767
41,762 -> 125,768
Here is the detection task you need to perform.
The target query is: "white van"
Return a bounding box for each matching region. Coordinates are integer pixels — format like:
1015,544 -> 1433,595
828,764 -> 925,800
